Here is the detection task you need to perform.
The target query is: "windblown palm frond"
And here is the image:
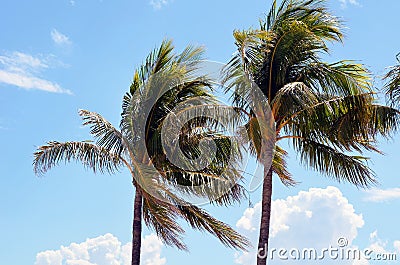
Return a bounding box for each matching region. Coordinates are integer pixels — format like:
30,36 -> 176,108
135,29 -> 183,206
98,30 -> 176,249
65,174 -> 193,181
33,141 -> 123,176
294,137 -> 375,186
142,190 -> 250,251
384,53 -> 400,107
79,110 -> 125,155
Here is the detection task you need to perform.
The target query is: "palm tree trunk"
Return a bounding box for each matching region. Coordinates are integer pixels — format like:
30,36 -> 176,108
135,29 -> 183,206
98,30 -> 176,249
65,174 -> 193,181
256,166 -> 273,265
131,187 -> 143,265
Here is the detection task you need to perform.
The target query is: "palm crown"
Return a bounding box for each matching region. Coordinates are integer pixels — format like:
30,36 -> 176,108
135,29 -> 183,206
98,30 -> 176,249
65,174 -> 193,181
222,1 -> 400,264
33,40 -> 250,265
224,0 -> 399,187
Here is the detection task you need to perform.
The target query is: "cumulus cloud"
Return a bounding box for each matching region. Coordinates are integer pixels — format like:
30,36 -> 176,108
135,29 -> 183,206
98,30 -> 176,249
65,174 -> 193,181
394,241 -> 400,253
140,234 -> 166,265
51,29 -> 72,46
367,230 -> 388,255
364,188 -> 400,202
0,51 -> 71,94
149,0 -> 170,10
235,186 -> 365,265
356,230 -> 400,265
35,233 -> 165,265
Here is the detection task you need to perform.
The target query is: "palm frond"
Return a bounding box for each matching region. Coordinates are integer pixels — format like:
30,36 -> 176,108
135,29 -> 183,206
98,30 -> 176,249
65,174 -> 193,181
79,110 -> 125,155
272,145 -> 296,186
384,54 -> 400,107
300,61 -> 371,96
294,138 -> 376,187
177,204 -> 251,251
142,193 -> 187,251
264,0 -> 342,42
33,141 -> 122,176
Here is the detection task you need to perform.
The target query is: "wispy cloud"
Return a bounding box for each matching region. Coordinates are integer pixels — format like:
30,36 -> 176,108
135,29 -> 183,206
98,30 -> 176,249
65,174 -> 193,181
364,188 -> 400,202
51,29 -> 72,46
150,0 -> 171,10
0,51 -> 71,94
339,0 -> 361,8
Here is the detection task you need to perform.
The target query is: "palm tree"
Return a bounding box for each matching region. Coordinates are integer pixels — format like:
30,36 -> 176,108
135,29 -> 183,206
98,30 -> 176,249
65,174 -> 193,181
384,52 -> 400,106
33,40 -> 250,265
222,1 -> 399,264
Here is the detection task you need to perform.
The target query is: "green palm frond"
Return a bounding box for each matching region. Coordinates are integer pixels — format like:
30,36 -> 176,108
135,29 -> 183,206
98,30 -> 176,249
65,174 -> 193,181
294,138 -> 375,187
367,104 -> 400,136
141,188 -> 250,251
79,110 -> 125,155
272,145 -> 295,186
283,94 -> 399,151
384,53 -> 400,107
300,61 -> 371,96
176,204 -> 251,251
264,0 -> 342,42
271,81 -> 319,120
142,193 -> 187,251
212,183 -> 246,205
135,39 -> 175,89
33,141 -> 123,176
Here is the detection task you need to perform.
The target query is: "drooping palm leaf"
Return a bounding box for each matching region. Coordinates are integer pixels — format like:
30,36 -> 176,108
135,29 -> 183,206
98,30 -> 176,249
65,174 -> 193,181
33,141 -> 123,176
384,53 -> 400,107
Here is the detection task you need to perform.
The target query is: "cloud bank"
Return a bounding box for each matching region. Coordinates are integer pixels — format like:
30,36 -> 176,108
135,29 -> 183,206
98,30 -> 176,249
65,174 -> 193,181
235,186 -> 365,265
35,233 -> 166,265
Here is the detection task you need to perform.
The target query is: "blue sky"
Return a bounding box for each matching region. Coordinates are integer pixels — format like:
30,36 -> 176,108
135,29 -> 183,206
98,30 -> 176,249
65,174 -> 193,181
1,0 -> 400,264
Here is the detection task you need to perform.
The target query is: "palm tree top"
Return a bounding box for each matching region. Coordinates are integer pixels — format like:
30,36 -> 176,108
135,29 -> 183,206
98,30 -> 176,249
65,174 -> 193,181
223,0 -> 400,190
33,39 -> 251,254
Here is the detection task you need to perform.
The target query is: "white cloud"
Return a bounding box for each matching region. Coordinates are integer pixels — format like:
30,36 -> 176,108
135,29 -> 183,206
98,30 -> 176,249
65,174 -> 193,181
51,29 -> 72,46
0,51 -> 71,94
149,0 -> 170,10
394,241 -> 400,253
339,0 -> 361,8
364,188 -> 400,202
235,186 -> 365,265
356,231 -> 400,265
0,70 -> 70,94
35,233 -> 166,265
140,234 -> 167,265
0,51 -> 47,72
368,230 -> 387,254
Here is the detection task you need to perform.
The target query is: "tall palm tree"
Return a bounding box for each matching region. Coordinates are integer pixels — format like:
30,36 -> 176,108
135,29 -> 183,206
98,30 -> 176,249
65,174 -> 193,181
384,52 -> 400,106
34,40 -> 250,265
222,1 -> 399,264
